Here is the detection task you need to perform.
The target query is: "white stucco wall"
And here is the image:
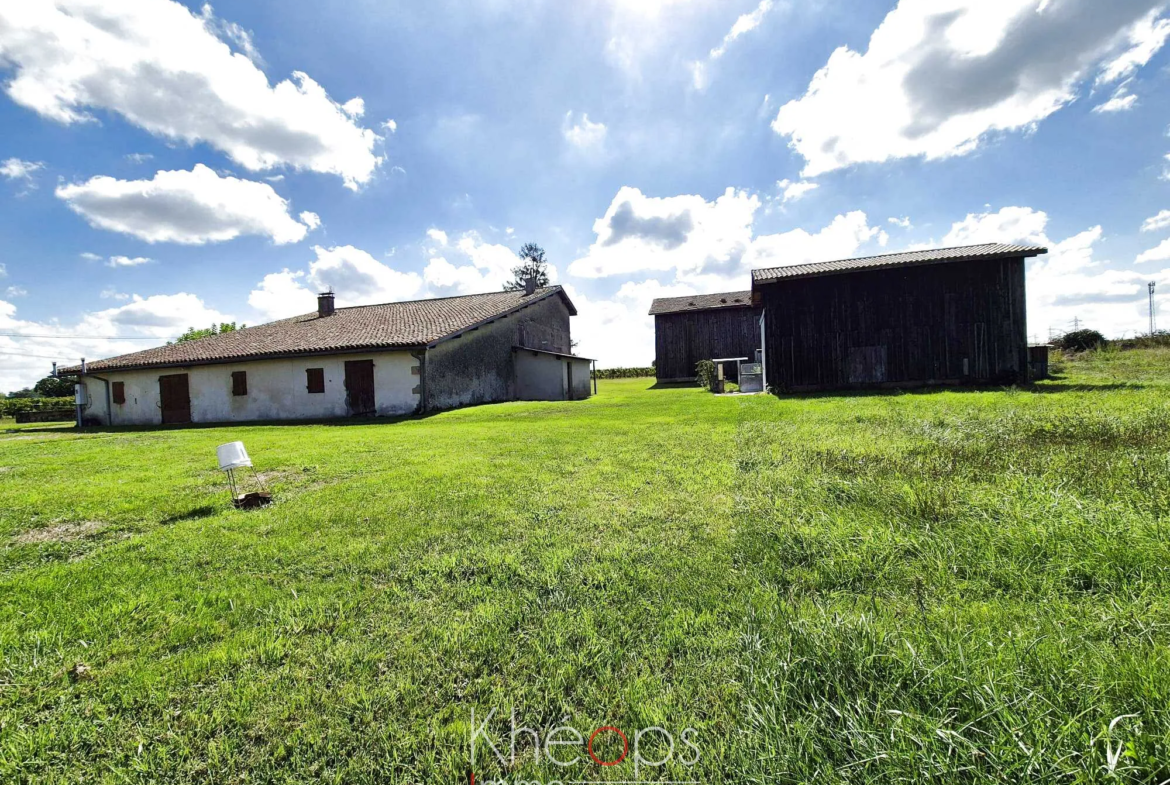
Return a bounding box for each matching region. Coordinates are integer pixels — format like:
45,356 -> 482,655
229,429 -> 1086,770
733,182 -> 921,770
81,351 -> 418,426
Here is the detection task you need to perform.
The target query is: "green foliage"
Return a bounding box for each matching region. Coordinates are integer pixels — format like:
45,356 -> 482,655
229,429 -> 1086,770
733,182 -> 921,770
694,359 -> 717,390
502,242 -> 550,292
170,321 -> 244,345
3,351 -> 1170,781
0,396 -> 73,417
33,375 -> 75,398
4,388 -> 37,399
1054,327 -> 1105,353
590,366 -> 655,379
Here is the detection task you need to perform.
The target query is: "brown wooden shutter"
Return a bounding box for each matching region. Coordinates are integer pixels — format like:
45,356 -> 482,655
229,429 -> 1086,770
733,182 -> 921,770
112,381 -> 125,405
231,370 -> 247,396
306,368 -> 325,393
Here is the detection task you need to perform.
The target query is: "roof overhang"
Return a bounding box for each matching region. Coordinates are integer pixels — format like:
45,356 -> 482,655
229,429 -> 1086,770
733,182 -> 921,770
752,245 -> 1048,286
60,343 -> 425,376
512,346 -> 595,361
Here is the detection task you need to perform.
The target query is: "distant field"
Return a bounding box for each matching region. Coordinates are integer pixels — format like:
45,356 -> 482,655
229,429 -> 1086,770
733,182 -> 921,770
2,350 -> 1169,783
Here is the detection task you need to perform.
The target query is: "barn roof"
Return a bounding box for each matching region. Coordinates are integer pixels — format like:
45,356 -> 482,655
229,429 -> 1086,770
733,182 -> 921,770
60,286 -> 576,374
648,290 -> 754,316
751,243 -> 1047,285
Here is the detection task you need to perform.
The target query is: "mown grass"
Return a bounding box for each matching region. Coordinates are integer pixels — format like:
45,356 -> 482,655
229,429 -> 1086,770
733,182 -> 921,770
2,351 -> 1169,784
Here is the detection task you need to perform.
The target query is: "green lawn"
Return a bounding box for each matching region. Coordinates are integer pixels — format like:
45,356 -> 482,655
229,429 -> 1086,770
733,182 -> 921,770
2,352 -> 1169,783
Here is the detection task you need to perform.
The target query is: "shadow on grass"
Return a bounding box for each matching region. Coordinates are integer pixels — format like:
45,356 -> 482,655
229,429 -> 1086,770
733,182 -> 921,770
769,380 -> 1145,401
16,410 -> 442,436
160,505 -> 218,525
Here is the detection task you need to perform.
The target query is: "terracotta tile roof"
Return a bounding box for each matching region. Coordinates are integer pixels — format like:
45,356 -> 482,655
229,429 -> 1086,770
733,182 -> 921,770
751,243 -> 1048,284
61,287 -> 575,374
648,290 -> 754,316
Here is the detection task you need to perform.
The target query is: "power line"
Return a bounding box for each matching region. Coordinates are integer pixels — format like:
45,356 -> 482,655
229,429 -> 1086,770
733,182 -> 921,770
0,351 -> 72,360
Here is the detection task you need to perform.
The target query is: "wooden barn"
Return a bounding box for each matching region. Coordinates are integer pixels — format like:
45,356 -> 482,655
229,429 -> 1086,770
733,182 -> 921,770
648,291 -> 761,382
753,243 -> 1047,391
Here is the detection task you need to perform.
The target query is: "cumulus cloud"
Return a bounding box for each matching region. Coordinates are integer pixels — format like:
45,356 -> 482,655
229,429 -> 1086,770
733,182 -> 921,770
0,0 -> 382,188
889,216 -> 913,228
563,112 -> 608,155
0,291 -> 231,392
423,233 -> 543,296
1136,238 -> 1170,264
1092,85 -> 1138,113
55,165 -> 316,245
248,245 -> 423,320
1141,210 -> 1170,232
426,228 -> 448,246
568,186 -> 881,290
299,211 -> 321,231
774,0 -> 1170,176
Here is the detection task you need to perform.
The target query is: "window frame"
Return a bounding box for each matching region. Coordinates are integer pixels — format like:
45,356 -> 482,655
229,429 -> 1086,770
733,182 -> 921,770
306,367 -> 325,394
231,370 -> 248,397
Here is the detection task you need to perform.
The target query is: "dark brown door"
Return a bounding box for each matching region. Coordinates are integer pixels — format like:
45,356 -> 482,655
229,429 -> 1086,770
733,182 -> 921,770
159,373 -> 191,424
566,361 -> 573,400
344,360 -> 376,416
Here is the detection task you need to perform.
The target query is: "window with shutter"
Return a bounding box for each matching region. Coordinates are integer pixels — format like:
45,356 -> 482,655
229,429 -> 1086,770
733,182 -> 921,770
231,371 -> 248,396
306,368 -> 325,393
112,381 -> 125,405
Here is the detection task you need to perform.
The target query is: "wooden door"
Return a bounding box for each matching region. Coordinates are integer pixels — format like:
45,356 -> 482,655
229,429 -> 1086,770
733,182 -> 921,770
344,360 -> 376,416
566,361 -> 574,401
159,373 -> 191,424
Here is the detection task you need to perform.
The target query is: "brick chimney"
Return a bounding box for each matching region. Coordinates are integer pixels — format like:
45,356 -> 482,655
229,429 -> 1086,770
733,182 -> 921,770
318,291 -> 335,317
523,275 -> 538,296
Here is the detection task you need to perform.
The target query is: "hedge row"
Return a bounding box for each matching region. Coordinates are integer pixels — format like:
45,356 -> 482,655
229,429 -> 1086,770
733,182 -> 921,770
591,367 -> 656,379
0,397 -> 74,417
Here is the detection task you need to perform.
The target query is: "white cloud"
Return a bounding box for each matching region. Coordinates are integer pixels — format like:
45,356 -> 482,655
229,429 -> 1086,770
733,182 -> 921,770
563,112 -> 608,155
568,186 -> 881,290
299,211 -> 321,231
774,1 -> 1170,176
0,291 -> 231,391
248,245 -> 424,320
382,119 -> 397,133
561,280 -> 697,368
426,228 -> 449,246
341,97 -> 365,118
1141,210 -> 1170,232
100,287 -> 130,300
889,216 -> 912,228
0,0 -> 382,188
107,255 -> 153,268
0,157 -> 43,182
942,205 -> 1049,246
6,286 -> 27,297
1096,8 -> 1170,84
1092,83 -> 1138,113
124,153 -> 154,164
423,233 -> 540,296
0,263 -> 6,278
1137,238 -> 1170,264
79,252 -> 103,262
692,0 -> 775,90
776,178 -> 818,203
56,164 -> 314,245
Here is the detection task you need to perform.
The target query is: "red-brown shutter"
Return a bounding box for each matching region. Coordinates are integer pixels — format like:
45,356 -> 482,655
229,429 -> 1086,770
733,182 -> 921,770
112,381 -> 125,405
306,368 -> 325,393
231,371 -> 247,396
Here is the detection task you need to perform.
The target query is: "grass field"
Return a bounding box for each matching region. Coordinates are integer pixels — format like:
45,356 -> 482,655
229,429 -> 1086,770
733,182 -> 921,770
2,349 -> 1169,783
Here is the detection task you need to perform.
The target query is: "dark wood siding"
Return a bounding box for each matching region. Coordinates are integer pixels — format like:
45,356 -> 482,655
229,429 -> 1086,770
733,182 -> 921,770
654,308 -> 761,381
759,257 -> 1028,391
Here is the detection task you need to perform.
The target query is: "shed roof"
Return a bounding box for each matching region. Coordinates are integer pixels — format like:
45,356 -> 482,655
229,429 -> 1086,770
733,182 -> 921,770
61,286 -> 576,374
648,290 -> 754,316
751,243 -> 1047,285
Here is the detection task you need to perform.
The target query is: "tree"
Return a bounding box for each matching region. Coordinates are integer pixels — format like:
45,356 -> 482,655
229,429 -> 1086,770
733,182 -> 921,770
5,387 -> 36,399
33,375 -> 75,397
503,243 -> 551,292
1054,328 -> 1105,353
170,321 -> 244,345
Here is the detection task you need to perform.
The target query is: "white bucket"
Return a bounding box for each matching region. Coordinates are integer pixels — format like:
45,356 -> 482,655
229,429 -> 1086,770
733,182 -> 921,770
216,441 -> 252,471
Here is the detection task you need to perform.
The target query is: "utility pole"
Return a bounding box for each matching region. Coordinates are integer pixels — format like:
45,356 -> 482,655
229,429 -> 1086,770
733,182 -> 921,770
1151,281 -> 1157,336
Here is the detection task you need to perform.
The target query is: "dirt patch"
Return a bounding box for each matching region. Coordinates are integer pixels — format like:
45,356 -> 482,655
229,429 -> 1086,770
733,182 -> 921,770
12,520 -> 105,546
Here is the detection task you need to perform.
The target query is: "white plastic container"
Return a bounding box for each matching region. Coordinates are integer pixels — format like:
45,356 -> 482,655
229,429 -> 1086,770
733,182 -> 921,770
216,441 -> 252,471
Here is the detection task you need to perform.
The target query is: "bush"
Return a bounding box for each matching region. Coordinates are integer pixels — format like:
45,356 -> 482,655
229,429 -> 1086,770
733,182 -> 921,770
1054,329 -> 1105,353
0,396 -> 74,417
591,367 -> 656,379
695,360 -> 717,392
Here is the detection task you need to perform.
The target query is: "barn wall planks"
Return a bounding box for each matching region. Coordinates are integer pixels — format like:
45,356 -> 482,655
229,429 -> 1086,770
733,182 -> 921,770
759,256 -> 1028,391
654,308 -> 762,381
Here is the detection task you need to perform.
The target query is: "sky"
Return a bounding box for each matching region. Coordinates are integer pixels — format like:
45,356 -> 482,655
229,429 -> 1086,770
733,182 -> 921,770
2,0 -> 1170,392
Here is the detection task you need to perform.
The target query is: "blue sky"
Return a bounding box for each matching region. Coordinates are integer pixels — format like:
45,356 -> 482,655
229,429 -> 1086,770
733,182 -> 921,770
2,0 -> 1170,391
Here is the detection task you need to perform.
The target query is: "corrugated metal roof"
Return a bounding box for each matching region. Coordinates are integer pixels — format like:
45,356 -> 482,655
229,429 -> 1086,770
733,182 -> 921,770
751,243 -> 1047,284
61,287 -> 575,374
648,290 -> 754,316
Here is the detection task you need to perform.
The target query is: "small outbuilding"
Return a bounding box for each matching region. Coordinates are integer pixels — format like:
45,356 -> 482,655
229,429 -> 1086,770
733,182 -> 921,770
60,284 -> 592,426
753,242 -> 1047,391
648,291 -> 761,382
